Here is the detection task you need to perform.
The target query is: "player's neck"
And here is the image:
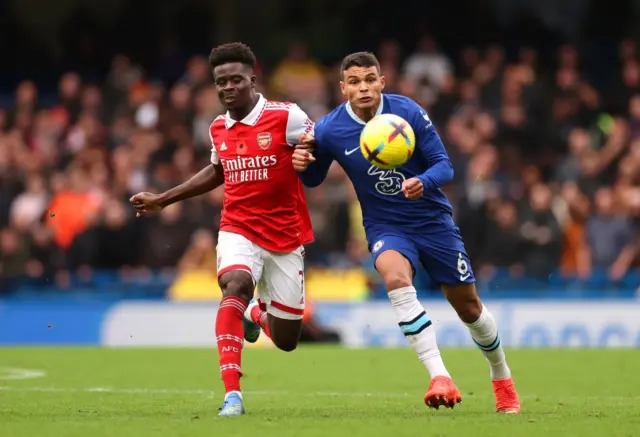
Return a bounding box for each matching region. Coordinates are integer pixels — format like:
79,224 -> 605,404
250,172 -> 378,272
352,102 -> 380,123
228,94 -> 260,121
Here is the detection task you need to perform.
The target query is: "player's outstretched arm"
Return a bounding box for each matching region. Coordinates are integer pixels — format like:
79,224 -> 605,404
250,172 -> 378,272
130,163 -> 223,216
411,106 -> 454,190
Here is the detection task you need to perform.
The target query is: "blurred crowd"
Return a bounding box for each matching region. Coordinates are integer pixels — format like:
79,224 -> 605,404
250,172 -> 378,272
1,37 -> 640,293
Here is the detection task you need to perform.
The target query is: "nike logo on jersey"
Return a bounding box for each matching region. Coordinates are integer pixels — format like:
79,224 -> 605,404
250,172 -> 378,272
344,147 -> 360,156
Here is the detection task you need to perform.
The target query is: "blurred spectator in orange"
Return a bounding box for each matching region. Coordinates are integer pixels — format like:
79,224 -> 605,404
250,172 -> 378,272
47,166 -> 102,251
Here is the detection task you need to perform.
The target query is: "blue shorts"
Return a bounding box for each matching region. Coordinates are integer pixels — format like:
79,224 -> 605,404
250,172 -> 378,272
369,224 -> 476,286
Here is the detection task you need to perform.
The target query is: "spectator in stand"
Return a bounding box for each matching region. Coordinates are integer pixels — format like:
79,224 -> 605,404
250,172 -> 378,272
519,184 -> 563,279
582,187 -> 637,281
0,38 -> 639,294
268,42 -> 327,116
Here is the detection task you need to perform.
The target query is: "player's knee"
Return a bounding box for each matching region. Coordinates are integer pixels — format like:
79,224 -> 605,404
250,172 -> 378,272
382,272 -> 413,292
443,283 -> 482,324
269,317 -> 302,352
219,271 -> 253,302
274,339 -> 298,352
457,300 -> 482,324
270,331 -> 299,352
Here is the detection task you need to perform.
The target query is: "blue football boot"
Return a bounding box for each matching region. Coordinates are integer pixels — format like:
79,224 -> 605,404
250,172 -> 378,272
218,392 -> 245,416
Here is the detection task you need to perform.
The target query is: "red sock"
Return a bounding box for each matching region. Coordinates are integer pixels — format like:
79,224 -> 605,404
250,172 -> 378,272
216,296 -> 247,394
250,304 -> 272,338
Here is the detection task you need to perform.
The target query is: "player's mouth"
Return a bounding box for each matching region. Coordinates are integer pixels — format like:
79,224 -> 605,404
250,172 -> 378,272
359,96 -> 373,104
223,95 -> 237,103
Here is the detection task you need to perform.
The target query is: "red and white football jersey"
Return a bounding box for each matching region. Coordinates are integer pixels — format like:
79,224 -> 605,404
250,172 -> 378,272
209,94 -> 315,253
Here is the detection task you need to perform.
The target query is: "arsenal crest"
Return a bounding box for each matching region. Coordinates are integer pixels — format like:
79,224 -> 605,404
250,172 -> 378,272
256,132 -> 272,150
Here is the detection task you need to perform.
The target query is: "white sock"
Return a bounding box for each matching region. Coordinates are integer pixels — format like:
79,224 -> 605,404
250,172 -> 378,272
388,286 -> 450,379
224,390 -> 243,400
464,305 -> 511,380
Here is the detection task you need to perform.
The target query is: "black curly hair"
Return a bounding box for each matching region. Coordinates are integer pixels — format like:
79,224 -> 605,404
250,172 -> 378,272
208,42 -> 257,71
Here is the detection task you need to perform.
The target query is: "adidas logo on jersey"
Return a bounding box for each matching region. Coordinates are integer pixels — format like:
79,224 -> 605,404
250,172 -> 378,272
220,142 -> 227,151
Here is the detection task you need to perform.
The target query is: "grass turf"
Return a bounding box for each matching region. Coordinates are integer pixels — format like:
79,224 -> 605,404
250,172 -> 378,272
1,347 -> 639,437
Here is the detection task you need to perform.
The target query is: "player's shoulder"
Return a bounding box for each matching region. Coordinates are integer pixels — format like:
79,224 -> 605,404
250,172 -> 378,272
263,99 -> 310,127
314,103 -> 348,135
209,114 -> 227,137
384,93 -> 425,115
322,102 -> 349,122
384,94 -> 432,128
264,99 -> 298,112
210,114 -> 226,127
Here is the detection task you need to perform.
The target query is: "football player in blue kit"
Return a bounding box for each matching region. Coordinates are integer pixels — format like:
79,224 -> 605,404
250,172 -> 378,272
292,52 -> 520,413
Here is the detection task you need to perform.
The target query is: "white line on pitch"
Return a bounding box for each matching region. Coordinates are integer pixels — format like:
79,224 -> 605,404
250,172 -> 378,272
0,368 -> 46,380
0,386 -> 412,398
0,386 -> 639,402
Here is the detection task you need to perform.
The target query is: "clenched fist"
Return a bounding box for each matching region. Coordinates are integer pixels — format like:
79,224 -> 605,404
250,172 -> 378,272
401,178 -> 424,200
129,192 -> 164,217
292,134 -> 317,172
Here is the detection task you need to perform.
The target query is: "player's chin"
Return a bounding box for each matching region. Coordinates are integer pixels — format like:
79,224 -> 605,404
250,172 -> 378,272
223,100 -> 240,109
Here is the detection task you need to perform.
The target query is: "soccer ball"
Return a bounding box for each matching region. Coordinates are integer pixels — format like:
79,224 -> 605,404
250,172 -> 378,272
360,113 -> 416,169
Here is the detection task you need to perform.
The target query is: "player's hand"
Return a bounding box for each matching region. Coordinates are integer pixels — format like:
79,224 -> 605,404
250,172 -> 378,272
292,136 -> 316,172
297,134 -> 316,152
129,192 -> 164,217
401,178 -> 424,200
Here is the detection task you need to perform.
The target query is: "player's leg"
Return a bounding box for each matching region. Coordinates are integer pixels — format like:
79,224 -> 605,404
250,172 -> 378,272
420,229 -> 520,413
245,246 -> 305,351
215,231 -> 263,416
371,236 -> 461,409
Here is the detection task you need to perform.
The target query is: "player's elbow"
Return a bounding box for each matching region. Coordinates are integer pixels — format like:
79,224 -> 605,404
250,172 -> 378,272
428,159 -> 454,187
207,164 -> 224,188
442,162 -> 454,184
303,180 -> 323,188
298,174 -> 323,188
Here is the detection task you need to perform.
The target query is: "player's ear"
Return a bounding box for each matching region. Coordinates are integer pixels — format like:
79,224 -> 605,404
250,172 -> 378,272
250,75 -> 257,88
339,81 -> 346,96
379,75 -> 386,90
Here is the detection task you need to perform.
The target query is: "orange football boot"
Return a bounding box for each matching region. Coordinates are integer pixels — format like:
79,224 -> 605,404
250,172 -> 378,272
492,378 -> 521,413
424,375 -> 462,409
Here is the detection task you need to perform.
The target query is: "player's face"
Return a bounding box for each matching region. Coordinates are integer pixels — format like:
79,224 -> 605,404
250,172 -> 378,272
340,66 -> 385,110
213,62 -> 256,110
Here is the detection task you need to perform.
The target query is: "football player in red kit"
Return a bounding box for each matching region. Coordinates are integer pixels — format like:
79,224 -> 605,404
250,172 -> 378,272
130,42 -> 315,416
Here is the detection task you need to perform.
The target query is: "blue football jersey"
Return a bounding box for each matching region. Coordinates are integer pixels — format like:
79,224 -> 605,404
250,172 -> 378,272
299,94 -> 455,243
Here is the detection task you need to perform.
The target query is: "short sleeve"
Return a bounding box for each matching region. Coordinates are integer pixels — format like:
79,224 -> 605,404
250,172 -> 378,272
209,127 -> 219,165
285,104 -> 315,146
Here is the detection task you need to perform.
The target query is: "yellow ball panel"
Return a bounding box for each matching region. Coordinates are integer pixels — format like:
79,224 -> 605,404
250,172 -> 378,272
359,114 -> 415,169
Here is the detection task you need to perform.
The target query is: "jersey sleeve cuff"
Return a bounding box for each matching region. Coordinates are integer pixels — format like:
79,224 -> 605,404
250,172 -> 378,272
417,173 -> 434,191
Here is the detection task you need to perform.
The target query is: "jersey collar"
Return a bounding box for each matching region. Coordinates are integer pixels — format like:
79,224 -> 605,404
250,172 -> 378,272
345,95 -> 385,125
225,93 -> 266,128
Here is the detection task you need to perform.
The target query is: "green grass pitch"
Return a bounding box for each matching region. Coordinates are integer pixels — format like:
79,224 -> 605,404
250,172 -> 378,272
1,347 -> 639,436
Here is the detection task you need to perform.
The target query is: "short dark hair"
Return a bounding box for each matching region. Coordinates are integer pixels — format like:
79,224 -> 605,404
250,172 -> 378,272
208,42 -> 257,71
340,52 -> 381,78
